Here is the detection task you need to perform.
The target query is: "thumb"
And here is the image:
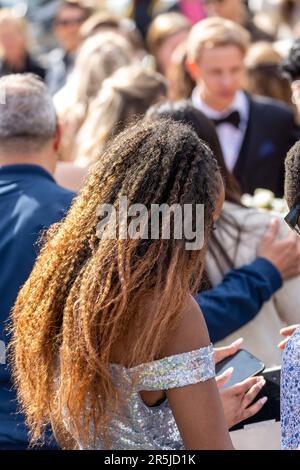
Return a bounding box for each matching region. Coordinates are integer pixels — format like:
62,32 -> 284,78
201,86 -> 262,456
216,367 -> 234,388
261,218 -> 280,243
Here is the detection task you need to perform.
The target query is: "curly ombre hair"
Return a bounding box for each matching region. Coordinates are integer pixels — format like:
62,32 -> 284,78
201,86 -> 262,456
10,118 -> 221,448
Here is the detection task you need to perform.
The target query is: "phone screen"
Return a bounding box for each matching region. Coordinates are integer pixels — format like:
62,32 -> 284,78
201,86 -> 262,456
215,349 -> 265,388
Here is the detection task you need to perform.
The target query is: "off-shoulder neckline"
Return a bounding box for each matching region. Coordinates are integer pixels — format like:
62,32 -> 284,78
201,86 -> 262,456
109,343 -> 214,373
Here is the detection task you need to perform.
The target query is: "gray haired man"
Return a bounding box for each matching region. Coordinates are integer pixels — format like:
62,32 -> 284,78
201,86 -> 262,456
0,73 -> 75,449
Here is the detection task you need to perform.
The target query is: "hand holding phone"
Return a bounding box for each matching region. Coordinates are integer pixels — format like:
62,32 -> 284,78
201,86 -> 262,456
219,375 -> 267,429
230,366 -> 281,430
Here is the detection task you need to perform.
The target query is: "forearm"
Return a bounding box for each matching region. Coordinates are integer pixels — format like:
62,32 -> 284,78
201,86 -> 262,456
196,258 -> 282,343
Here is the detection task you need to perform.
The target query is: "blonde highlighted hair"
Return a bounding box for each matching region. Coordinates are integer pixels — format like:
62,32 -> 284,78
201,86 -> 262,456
75,63 -> 167,166
187,17 -> 250,64
54,31 -> 135,161
10,118 -> 221,448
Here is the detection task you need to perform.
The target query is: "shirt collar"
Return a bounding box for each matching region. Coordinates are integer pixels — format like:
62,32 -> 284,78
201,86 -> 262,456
0,164 -> 55,182
191,88 -> 249,123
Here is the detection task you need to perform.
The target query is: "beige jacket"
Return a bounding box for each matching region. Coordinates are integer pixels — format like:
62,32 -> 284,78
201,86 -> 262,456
206,201 -> 300,367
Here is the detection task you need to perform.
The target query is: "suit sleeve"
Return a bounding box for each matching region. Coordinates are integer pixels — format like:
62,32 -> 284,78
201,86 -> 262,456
196,257 -> 282,343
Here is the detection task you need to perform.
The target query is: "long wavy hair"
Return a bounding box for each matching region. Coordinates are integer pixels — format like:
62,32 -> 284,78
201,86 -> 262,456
146,100 -> 243,283
74,63 -> 167,166
10,118 -> 221,448
54,31 -> 134,161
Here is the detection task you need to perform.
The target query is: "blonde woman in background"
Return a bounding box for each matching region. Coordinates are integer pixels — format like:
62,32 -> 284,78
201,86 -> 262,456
146,12 -> 191,76
0,8 -> 46,79
73,63 -> 167,168
54,31 -> 135,162
55,64 -> 167,191
79,11 -> 144,55
245,41 -> 293,107
166,41 -> 195,101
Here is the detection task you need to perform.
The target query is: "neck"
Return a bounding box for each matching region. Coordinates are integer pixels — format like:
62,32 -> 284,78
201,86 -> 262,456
197,87 -> 236,113
4,52 -> 26,70
0,153 -> 56,175
64,43 -> 77,55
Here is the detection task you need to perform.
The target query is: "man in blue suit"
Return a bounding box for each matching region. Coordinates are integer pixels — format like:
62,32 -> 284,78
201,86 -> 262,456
0,73 -> 75,449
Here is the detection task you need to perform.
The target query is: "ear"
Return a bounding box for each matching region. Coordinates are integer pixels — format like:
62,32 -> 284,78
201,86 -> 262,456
53,122 -> 61,153
186,60 -> 201,81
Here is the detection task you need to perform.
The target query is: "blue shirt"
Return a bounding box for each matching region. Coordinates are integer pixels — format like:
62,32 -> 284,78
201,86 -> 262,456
0,164 -> 75,449
197,258 -> 283,343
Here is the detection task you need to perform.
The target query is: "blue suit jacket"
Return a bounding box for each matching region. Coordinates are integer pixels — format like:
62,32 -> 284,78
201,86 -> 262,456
197,258 -> 282,343
0,164 -> 75,449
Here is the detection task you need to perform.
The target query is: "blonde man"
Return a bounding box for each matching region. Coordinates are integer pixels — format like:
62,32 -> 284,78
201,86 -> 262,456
186,17 -> 300,197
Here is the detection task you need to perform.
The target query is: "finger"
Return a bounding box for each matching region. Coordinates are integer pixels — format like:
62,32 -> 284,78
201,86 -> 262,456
243,378 -> 266,407
214,338 -> 243,364
286,231 -> 299,244
231,375 -> 263,395
278,338 -> 289,350
276,228 -> 299,246
279,325 -> 299,337
216,367 -> 234,388
242,396 -> 268,421
225,338 -> 243,356
262,218 -> 280,242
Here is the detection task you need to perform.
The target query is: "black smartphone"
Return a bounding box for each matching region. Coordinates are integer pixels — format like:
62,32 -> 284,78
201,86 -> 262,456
215,349 -> 265,389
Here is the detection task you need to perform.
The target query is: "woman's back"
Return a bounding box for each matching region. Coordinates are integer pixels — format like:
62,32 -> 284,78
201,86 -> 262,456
74,343 -> 215,449
11,118 -> 233,450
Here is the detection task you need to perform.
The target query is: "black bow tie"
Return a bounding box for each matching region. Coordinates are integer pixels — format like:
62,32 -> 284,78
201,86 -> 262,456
212,110 -> 241,129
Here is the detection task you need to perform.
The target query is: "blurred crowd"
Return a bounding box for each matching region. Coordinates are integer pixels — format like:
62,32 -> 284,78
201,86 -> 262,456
1,0 -> 300,452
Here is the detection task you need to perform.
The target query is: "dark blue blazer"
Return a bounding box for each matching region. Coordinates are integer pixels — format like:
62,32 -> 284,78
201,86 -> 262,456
0,164 -> 75,449
197,258 -> 282,343
233,95 -> 300,197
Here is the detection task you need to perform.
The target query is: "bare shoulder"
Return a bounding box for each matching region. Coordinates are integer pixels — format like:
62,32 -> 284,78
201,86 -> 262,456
161,295 -> 211,358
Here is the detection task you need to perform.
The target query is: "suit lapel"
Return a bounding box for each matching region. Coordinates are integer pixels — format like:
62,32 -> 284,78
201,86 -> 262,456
233,94 -> 254,180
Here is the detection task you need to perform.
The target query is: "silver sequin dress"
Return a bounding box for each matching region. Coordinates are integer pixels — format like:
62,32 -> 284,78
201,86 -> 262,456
78,345 -> 215,450
281,327 -> 300,450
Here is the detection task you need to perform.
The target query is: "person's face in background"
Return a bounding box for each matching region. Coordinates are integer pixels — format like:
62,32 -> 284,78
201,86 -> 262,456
205,0 -> 247,25
54,5 -> 87,53
187,44 -> 246,111
0,20 -> 26,63
156,29 -> 189,75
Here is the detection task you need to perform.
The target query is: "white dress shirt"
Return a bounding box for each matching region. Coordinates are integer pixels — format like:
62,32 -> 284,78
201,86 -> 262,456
191,89 -> 250,172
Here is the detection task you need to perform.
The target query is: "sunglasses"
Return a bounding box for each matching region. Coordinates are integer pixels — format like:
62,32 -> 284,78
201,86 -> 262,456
284,195 -> 300,235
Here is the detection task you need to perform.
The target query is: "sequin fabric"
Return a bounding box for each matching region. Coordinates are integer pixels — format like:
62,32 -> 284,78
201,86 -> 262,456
281,327 -> 300,450
79,345 -> 215,450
